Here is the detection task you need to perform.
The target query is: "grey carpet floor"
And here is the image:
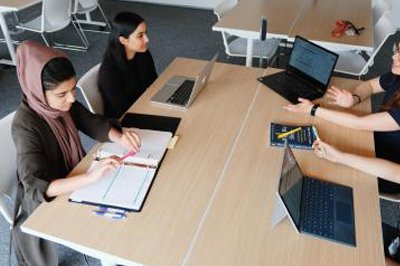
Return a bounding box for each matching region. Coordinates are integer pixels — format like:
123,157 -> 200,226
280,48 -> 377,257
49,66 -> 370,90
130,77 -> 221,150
0,0 -> 399,265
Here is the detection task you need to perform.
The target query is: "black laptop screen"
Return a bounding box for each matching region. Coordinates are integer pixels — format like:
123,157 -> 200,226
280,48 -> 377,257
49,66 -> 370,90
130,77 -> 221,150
288,36 -> 338,86
278,146 -> 303,229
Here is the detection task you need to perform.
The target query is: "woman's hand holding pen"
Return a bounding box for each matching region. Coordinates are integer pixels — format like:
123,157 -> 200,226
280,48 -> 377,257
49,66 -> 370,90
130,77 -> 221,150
283,98 -> 313,113
312,139 -> 342,163
87,156 -> 122,183
326,86 -> 354,108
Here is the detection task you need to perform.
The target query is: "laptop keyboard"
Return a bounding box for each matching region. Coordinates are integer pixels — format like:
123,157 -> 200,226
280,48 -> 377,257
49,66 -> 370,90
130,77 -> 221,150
275,73 -> 319,99
167,80 -> 195,105
301,178 -> 335,238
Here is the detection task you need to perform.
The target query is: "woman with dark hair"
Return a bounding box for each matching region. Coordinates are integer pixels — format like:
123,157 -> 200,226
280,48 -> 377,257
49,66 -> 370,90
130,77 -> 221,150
98,11 -> 158,118
284,40 -> 400,193
12,40 -> 140,265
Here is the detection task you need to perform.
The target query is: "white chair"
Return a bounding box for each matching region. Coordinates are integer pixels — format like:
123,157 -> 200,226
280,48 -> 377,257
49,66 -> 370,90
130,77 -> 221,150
383,0 -> 400,29
385,0 -> 400,11
372,0 -> 391,26
380,193 -> 400,203
77,64 -> 104,115
334,14 -> 397,77
17,0 -> 88,51
214,0 -> 281,66
0,111 -> 17,265
72,0 -> 111,30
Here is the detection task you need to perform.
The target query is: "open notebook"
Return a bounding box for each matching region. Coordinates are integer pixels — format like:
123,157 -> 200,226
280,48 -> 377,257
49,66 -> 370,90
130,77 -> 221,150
69,129 -> 172,211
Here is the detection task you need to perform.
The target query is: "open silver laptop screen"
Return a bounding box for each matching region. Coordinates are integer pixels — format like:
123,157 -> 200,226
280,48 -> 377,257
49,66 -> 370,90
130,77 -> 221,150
278,146 -> 304,229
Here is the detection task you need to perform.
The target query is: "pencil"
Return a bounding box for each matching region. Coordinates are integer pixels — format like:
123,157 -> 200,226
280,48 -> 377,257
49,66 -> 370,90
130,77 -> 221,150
277,127 -> 302,139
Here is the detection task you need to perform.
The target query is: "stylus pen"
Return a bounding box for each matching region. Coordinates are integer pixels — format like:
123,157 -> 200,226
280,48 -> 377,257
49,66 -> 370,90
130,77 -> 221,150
277,127 -> 301,139
92,210 -> 126,220
312,125 -> 320,140
121,150 -> 136,160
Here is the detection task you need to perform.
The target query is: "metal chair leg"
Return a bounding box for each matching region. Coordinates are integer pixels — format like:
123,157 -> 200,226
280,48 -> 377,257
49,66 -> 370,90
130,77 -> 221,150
40,33 -> 51,46
97,4 -> 111,30
73,14 -> 90,46
53,22 -> 89,52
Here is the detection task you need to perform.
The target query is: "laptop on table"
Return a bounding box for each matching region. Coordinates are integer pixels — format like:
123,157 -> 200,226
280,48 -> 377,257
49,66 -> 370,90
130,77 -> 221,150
259,36 -> 339,103
272,145 -> 356,246
151,53 -> 218,109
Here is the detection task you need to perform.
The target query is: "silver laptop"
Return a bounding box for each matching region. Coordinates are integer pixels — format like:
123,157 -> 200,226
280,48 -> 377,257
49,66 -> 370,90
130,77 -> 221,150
151,53 -> 218,109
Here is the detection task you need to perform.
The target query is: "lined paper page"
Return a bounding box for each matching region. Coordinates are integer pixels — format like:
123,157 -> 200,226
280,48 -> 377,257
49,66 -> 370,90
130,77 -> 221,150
70,162 -> 156,211
99,129 -> 172,166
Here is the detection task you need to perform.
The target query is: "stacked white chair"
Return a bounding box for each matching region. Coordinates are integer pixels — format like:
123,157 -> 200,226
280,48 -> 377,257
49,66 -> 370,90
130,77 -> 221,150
17,0 -> 89,51
214,0 -> 281,66
72,0 -> 111,33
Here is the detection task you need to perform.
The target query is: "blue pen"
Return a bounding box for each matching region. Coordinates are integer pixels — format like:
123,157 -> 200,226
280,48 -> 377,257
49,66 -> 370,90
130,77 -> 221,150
93,210 -> 126,220
98,206 -> 125,214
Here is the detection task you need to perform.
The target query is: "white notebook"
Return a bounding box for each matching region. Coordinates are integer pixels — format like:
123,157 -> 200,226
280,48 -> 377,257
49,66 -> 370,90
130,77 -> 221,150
69,129 -> 172,211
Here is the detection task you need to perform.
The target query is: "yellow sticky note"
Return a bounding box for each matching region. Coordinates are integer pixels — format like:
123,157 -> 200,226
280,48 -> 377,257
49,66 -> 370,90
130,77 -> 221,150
168,135 -> 179,149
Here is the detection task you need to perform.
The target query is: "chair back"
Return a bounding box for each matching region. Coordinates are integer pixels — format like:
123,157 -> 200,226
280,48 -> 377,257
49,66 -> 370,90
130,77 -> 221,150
380,192 -> 400,203
373,0 -> 391,25
77,64 -> 104,115
213,0 -> 238,20
42,0 -> 72,33
213,0 -> 239,56
372,14 -> 397,55
73,0 -> 98,14
355,14 -> 396,75
0,112 -> 17,225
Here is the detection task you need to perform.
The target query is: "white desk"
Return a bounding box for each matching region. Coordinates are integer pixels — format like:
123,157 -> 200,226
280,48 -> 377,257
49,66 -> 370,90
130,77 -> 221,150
0,0 -> 40,65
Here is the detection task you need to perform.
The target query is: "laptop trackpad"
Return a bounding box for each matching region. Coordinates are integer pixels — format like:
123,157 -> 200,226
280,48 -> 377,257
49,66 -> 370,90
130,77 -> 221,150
334,200 -> 355,246
336,201 -> 352,224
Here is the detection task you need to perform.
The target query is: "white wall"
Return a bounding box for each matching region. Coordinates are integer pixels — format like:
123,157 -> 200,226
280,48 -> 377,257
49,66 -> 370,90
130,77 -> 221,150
119,0 -> 224,10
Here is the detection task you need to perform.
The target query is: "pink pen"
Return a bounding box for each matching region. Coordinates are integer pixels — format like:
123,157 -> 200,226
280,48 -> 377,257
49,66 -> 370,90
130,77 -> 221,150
120,150 -> 136,160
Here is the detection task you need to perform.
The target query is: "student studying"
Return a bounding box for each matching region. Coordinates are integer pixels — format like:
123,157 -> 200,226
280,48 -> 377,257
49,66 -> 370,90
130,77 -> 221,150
98,12 -> 158,118
11,40 -> 141,266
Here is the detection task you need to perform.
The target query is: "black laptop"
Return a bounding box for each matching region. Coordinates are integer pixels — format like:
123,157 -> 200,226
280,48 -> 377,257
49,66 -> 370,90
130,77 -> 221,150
259,36 -> 338,103
274,145 -> 356,246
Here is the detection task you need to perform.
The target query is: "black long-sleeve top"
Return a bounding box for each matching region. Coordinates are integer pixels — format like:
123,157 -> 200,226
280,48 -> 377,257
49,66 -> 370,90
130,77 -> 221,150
98,50 -> 158,118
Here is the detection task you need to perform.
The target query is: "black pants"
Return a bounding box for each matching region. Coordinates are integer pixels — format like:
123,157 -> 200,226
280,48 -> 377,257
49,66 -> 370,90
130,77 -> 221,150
374,133 -> 400,194
379,179 -> 400,194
